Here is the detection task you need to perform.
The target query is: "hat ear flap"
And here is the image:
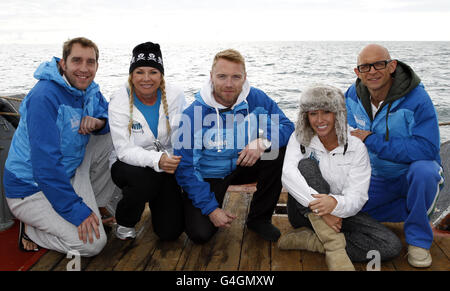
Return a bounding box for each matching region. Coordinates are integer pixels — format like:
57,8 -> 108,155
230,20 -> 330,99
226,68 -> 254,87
295,111 -> 315,146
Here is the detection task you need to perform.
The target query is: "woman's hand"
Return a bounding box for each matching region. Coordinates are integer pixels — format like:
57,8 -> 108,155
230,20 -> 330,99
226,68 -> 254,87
308,194 -> 337,216
321,214 -> 343,233
158,154 -> 182,174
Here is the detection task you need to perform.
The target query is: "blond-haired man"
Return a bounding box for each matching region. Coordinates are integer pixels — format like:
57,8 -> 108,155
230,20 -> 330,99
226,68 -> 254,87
174,49 -> 294,243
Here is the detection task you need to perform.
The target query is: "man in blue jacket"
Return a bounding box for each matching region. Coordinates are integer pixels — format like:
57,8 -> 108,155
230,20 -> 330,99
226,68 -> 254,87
346,44 -> 443,268
4,37 -> 116,256
174,49 -> 294,243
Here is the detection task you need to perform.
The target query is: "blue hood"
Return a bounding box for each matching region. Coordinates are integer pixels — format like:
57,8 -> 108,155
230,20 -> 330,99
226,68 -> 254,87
33,57 -> 100,98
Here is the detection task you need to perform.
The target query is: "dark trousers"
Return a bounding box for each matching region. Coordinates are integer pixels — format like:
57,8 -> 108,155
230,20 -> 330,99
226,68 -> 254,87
111,160 -> 184,241
287,158 -> 402,262
184,147 -> 286,244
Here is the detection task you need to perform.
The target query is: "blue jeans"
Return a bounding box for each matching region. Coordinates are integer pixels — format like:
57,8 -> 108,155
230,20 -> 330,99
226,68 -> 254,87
362,160 -> 443,249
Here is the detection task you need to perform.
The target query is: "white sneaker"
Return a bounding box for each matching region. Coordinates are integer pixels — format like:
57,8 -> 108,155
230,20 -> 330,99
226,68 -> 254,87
407,245 -> 432,268
115,225 -> 136,240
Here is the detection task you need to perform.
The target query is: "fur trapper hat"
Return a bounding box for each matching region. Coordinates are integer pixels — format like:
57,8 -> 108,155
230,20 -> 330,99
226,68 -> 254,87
295,84 -> 347,146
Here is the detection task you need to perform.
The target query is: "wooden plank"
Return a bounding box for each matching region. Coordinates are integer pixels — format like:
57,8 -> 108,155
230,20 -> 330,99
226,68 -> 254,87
84,206 -> 152,271
205,192 -> 250,271
113,224 -> 159,271
383,222 -> 450,271
301,250 -> 328,271
271,215 -> 302,271
434,235 -> 450,259
52,253 -> 94,271
145,233 -> 189,271
177,192 -> 250,271
239,227 -> 271,271
29,250 -> 65,271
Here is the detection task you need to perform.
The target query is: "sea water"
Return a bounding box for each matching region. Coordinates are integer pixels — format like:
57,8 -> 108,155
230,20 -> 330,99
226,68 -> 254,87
1,41 -> 449,141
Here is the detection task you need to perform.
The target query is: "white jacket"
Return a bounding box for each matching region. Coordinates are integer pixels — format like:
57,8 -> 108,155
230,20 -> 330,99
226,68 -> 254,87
108,82 -> 186,171
282,132 -> 371,218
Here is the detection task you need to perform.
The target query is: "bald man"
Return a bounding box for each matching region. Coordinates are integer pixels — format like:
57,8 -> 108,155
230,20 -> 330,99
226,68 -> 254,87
345,44 -> 443,268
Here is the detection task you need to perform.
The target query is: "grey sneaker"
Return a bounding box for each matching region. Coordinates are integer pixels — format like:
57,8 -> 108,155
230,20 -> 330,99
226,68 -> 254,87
115,225 -> 136,240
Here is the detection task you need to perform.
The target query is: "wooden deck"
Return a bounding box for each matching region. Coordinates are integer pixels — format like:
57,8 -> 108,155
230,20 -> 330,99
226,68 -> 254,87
29,187 -> 450,271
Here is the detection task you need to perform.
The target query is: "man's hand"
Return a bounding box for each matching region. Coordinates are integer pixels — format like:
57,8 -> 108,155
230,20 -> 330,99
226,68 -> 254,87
158,154 -> 182,174
77,212 -> 100,244
236,138 -> 267,167
350,129 -> 372,142
78,116 -> 106,135
208,208 -> 237,228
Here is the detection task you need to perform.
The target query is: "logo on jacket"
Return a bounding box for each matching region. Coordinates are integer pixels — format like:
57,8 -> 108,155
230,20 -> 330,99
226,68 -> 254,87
354,115 -> 366,128
132,121 -> 144,134
71,117 -> 80,131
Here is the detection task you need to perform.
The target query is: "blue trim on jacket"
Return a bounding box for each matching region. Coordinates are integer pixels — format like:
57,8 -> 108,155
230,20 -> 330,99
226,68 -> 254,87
174,87 -> 294,215
4,57 -> 109,226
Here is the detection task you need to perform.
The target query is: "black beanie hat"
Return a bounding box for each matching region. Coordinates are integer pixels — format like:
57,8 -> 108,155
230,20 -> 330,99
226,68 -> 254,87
129,42 -> 164,75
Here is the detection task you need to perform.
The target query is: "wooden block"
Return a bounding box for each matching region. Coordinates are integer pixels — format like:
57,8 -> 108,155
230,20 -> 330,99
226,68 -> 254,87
178,192 -> 250,271
206,192 -> 250,270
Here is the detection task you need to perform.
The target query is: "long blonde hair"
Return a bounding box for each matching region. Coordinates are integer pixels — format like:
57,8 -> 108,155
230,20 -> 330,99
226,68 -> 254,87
127,74 -> 171,137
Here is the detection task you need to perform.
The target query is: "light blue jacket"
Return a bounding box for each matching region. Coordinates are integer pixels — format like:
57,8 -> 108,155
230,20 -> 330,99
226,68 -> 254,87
4,57 -> 109,226
345,61 -> 440,178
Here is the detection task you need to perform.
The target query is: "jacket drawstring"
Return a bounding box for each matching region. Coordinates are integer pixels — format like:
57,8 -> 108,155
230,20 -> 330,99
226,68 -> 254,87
215,107 -> 222,152
214,101 -> 251,153
385,102 -> 393,141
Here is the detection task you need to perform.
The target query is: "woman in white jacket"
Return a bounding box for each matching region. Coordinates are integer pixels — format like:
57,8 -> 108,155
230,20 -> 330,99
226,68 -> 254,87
109,42 -> 186,240
278,84 -> 401,270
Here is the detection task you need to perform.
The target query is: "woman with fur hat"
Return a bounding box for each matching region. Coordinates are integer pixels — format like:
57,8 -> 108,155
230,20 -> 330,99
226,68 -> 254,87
278,84 -> 401,270
108,42 -> 186,241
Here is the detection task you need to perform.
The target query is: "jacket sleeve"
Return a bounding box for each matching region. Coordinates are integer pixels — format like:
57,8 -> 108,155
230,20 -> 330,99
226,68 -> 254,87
108,88 -> 164,171
281,134 -> 319,207
92,91 -> 110,135
364,89 -> 440,163
174,106 -> 219,215
329,139 -> 370,218
27,94 -> 92,226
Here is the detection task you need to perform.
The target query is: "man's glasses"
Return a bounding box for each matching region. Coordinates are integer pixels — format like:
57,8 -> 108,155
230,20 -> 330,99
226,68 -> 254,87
357,60 -> 392,73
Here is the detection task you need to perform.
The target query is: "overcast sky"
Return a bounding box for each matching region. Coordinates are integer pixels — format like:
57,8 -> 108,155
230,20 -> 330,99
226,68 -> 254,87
1,0 -> 450,44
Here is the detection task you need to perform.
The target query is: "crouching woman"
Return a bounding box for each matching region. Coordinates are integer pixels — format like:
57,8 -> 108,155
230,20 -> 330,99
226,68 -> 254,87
108,42 -> 186,241
279,84 -> 401,270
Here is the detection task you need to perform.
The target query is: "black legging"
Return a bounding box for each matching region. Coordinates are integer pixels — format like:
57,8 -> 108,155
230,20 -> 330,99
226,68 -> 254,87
111,160 -> 184,241
287,158 -> 402,262
183,147 -> 286,244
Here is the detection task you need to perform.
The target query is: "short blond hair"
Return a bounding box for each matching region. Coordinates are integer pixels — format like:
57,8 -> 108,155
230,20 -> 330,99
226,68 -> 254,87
212,49 -> 246,73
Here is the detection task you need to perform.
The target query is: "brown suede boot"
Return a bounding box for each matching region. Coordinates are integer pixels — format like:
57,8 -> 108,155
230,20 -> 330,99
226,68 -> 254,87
308,213 -> 355,271
278,227 -> 325,253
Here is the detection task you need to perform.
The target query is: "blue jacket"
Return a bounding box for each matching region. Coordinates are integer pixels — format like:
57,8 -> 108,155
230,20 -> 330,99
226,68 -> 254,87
174,80 -> 294,215
345,61 -> 440,178
4,57 -> 109,226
